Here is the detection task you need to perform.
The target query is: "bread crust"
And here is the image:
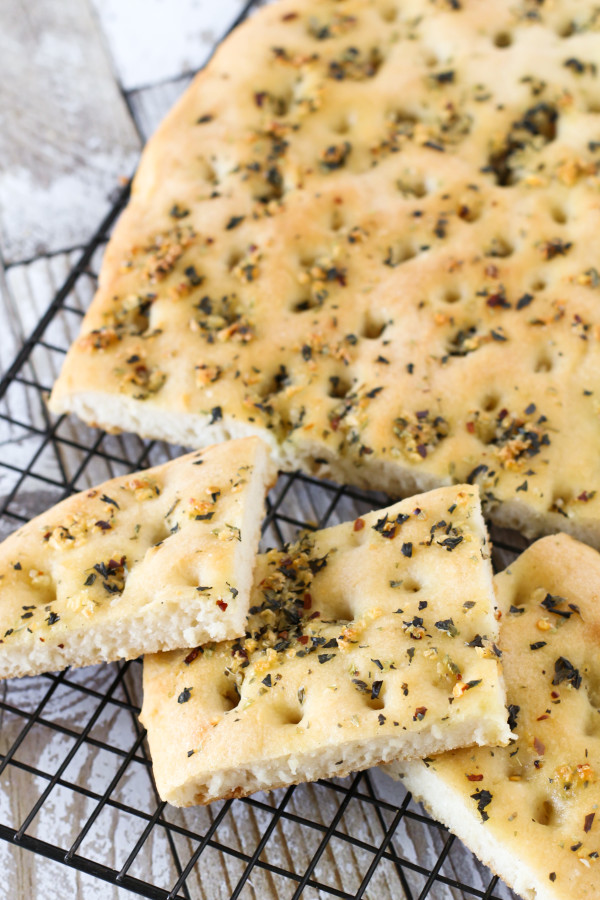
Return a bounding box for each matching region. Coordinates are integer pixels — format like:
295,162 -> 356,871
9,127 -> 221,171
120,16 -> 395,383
141,484 -> 510,806
387,533 -> 600,900
50,0 -> 600,546
0,437 -> 275,677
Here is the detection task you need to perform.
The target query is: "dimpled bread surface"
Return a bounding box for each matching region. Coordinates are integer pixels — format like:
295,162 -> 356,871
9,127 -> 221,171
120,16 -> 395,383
386,533 -> 600,900
0,437 -> 275,678
140,484 -> 510,807
50,0 -> 600,545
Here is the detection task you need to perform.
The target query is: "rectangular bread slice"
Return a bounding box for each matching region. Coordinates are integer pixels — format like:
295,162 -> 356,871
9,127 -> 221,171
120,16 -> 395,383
140,484 -> 510,807
49,0 -> 600,548
0,437 -> 275,678
385,533 -> 600,900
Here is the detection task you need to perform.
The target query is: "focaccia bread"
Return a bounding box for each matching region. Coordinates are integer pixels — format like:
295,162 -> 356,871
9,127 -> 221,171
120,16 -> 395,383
50,0 -> 600,546
141,484 -> 510,807
0,437 -> 275,678
386,533 -> 600,900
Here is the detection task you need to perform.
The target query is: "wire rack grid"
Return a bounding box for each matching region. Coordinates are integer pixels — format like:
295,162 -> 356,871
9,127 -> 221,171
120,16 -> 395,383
0,4 -> 525,898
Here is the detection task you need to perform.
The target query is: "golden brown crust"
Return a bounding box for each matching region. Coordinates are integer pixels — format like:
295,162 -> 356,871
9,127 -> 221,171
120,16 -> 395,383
0,437 -> 274,677
388,533 -> 600,900
141,484 -> 510,807
51,0 -> 600,544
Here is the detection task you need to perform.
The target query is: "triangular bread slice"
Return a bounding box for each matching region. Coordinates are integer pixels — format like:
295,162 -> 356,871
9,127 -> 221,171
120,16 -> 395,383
0,437 -> 275,678
49,0 -> 600,548
140,484 -> 510,807
385,533 -> 600,900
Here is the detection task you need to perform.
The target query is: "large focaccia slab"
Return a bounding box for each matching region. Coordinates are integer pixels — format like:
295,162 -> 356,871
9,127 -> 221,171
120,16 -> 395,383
141,484 -> 510,807
386,533 -> 600,900
50,0 -> 600,545
0,438 -> 274,678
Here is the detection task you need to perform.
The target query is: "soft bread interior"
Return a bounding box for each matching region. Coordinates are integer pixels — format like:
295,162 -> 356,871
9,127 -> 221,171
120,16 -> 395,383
0,438 -> 275,678
385,533 -> 600,900
141,484 -> 510,807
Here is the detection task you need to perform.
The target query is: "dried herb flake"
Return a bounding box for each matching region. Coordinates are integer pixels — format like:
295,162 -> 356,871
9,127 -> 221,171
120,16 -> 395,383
471,789 -> 492,821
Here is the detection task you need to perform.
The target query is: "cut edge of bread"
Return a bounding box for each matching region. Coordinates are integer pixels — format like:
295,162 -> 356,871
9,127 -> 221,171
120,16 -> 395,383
162,713 -> 510,807
384,759 -> 556,900
1,594 -> 241,680
48,391 -> 600,550
0,440 -> 275,679
47,390 -> 282,456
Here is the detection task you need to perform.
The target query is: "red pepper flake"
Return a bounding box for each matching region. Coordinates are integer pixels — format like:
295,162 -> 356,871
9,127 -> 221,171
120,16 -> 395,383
466,421 -> 475,434
533,736 -> 545,756
486,292 -> 510,309
184,648 -> 201,665
413,706 -> 427,721
330,416 -> 341,432
298,635 -> 309,645
537,714 -> 549,721
578,490 -> 595,502
281,11 -> 298,19
303,592 -> 312,610
216,599 -> 228,612
354,518 -> 365,531
584,812 -> 595,833
466,774 -> 483,782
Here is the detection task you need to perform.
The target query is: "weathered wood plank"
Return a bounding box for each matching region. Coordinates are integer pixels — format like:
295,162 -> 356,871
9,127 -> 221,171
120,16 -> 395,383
128,78 -> 193,143
89,0 -> 256,91
0,262 -> 23,372
0,663 -> 158,899
0,0 -> 140,264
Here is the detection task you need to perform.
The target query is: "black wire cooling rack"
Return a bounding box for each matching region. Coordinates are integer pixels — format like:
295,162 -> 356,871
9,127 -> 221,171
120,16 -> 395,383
0,3 -> 525,898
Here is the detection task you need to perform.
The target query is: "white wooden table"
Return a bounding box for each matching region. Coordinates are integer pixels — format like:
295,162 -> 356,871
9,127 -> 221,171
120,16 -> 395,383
0,3 -> 518,898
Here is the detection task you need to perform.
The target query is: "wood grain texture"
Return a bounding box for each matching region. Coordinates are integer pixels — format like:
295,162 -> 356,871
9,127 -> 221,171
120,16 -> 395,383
90,0 -> 257,90
0,0 -> 140,264
128,78 -> 194,143
0,251 -> 119,512
0,664 -> 157,900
